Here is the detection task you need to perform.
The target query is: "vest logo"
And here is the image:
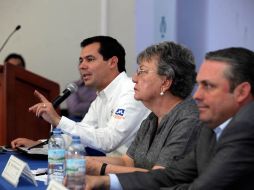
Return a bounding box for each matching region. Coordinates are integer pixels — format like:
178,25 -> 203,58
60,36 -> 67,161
115,109 -> 125,116
113,109 -> 125,120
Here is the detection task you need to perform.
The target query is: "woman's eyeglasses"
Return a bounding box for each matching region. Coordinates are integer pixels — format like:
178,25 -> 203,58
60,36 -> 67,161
136,68 -> 156,76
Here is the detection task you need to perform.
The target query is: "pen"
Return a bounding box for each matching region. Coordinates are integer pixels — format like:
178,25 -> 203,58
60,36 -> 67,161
28,140 -> 48,150
35,172 -> 48,176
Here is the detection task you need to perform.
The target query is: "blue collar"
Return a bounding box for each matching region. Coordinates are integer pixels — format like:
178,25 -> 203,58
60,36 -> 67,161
213,118 -> 232,141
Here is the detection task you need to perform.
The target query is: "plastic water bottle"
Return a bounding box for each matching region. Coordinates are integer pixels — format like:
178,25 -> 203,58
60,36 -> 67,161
65,135 -> 86,190
48,128 -> 65,184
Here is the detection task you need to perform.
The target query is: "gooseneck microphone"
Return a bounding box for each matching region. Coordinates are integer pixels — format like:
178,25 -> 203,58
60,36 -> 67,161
52,82 -> 78,108
0,25 -> 21,53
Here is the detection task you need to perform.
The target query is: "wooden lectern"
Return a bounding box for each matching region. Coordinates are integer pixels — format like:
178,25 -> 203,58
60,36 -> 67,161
0,63 -> 60,145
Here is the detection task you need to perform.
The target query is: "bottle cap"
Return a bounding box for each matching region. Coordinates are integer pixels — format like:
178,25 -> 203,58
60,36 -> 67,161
72,135 -> 81,143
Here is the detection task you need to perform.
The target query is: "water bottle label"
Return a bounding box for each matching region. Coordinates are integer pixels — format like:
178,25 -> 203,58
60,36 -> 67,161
48,149 -> 65,183
48,163 -> 65,183
66,158 -> 86,175
48,149 -> 65,164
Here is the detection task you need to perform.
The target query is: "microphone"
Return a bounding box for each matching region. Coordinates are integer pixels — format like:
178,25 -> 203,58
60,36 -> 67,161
0,25 -> 21,53
52,82 -> 78,108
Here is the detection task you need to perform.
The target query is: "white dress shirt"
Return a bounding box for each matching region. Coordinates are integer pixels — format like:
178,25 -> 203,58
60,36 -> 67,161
109,174 -> 123,190
58,72 -> 150,155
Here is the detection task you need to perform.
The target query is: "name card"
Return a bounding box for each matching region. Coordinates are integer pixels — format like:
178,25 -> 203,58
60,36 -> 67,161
47,179 -> 68,190
1,155 -> 38,187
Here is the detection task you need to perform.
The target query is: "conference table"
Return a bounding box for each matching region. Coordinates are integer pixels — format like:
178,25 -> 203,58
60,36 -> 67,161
0,150 -> 48,189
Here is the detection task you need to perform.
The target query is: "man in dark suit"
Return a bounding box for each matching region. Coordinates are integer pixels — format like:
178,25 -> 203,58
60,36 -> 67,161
84,47 -> 254,190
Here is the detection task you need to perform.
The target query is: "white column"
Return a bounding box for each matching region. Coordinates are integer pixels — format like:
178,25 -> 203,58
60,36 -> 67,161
100,0 -> 108,35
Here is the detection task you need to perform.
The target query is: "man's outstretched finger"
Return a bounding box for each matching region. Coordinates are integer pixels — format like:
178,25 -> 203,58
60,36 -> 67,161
34,90 -> 50,103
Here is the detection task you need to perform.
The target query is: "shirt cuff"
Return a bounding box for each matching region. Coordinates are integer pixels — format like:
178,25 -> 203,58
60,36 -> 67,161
109,174 -> 123,190
57,116 -> 76,134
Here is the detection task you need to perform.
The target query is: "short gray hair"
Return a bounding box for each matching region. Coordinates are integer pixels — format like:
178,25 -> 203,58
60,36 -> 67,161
137,41 -> 196,99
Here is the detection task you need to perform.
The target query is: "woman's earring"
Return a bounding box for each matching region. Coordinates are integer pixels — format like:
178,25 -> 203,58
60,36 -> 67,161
160,91 -> 164,96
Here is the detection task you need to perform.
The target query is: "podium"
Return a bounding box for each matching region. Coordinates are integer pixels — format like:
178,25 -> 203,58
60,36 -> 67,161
0,63 -> 60,145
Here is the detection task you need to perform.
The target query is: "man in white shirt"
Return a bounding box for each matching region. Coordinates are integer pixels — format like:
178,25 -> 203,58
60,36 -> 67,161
12,36 -> 150,156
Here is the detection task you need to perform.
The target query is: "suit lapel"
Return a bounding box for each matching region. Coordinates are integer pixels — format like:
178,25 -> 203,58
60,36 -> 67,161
196,126 -> 216,174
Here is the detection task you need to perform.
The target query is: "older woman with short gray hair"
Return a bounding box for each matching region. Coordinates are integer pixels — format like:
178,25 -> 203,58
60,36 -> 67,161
85,41 -> 200,175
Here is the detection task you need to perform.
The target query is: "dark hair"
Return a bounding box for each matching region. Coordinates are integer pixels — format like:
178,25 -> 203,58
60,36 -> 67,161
137,41 -> 196,99
80,36 -> 126,72
205,47 -> 254,95
4,53 -> 26,68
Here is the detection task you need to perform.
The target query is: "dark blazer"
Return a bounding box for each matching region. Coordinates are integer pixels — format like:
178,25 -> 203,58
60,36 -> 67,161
117,101 -> 254,190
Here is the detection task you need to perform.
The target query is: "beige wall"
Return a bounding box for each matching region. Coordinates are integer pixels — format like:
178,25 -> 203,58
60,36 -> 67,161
0,0 -> 135,108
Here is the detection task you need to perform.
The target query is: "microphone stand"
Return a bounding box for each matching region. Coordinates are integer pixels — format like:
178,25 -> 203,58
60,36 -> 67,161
0,25 -> 21,53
